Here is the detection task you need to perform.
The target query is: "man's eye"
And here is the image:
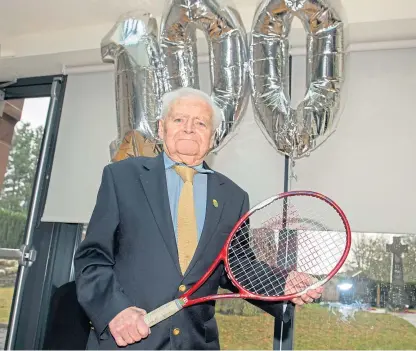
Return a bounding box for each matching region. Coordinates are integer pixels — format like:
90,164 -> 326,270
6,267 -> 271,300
174,118 -> 182,123
197,122 -> 206,127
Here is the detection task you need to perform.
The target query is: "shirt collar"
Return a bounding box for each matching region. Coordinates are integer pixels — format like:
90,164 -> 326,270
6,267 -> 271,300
163,152 -> 213,174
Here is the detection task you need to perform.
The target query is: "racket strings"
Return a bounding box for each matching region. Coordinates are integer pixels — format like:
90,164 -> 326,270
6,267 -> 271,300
227,195 -> 347,297
228,221 -> 292,296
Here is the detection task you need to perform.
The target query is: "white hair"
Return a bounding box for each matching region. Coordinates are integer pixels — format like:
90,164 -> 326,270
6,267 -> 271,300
159,87 -> 223,130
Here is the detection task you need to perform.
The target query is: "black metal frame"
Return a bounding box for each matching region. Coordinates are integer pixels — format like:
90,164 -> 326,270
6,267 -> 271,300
13,222 -> 84,350
1,75 -> 85,350
273,55 -> 295,350
2,76 -> 59,99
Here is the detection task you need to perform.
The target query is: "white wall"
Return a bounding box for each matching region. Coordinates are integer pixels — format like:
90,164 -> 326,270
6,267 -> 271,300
290,48 -> 416,234
42,48 -> 416,236
42,71 -> 117,223
41,63 -> 286,223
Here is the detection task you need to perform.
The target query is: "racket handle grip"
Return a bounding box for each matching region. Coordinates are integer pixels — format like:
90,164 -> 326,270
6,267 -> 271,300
143,299 -> 184,327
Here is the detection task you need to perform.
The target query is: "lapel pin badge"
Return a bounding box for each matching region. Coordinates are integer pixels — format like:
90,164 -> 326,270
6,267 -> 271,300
212,199 -> 218,208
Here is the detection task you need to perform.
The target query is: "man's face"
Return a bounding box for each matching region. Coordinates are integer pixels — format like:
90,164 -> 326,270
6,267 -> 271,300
158,96 -> 214,166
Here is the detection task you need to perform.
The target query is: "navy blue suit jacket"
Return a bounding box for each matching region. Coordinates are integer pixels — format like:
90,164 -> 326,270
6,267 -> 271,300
74,153 -> 291,349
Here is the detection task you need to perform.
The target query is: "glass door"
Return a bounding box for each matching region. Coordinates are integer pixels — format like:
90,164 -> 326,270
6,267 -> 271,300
0,78 -> 62,349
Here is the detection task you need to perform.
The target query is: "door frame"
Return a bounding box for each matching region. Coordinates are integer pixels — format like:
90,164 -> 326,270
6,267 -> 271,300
0,75 -> 71,349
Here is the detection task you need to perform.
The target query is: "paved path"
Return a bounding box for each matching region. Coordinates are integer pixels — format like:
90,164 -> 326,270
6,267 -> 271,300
369,309 -> 416,327
393,312 -> 416,328
0,327 -> 7,350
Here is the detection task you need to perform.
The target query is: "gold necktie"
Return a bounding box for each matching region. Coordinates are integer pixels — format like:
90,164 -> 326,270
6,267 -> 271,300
174,165 -> 198,274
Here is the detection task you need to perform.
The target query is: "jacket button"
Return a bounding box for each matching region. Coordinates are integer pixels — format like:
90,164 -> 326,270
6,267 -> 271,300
173,328 -> 180,336
178,284 -> 186,292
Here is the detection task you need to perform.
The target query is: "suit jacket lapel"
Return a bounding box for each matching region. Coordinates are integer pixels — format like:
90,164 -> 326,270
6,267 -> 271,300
139,154 -> 181,274
184,169 -> 225,276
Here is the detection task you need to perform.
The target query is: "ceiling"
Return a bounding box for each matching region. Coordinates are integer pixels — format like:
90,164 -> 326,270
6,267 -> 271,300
1,0 -> 159,37
1,0 -> 416,81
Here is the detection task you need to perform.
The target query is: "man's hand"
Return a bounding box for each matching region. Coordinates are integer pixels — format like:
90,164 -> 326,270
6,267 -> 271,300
284,271 -> 324,306
108,307 -> 150,347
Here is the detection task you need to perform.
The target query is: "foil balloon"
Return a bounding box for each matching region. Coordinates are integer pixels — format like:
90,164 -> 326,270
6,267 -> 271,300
101,11 -> 163,161
250,0 -> 348,159
159,0 -> 249,152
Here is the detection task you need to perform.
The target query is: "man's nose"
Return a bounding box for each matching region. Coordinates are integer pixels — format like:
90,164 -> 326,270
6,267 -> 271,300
184,119 -> 195,133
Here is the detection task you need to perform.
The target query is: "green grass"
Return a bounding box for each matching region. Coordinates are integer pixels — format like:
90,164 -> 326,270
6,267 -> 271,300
1,288 -> 415,349
0,287 -> 13,324
216,304 -> 416,350
293,304 -> 416,350
217,313 -> 275,350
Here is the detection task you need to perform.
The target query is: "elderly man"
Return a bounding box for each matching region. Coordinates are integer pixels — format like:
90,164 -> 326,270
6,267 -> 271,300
74,87 -> 322,350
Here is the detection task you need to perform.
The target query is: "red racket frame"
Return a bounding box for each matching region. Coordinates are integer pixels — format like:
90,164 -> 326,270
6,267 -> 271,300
178,190 -> 351,307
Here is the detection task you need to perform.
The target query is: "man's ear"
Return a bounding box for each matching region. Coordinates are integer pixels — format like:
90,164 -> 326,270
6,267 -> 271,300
209,131 -> 216,149
158,119 -> 164,140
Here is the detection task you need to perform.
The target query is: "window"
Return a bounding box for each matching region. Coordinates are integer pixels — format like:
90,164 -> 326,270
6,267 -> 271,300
293,232 -> 416,350
0,97 -> 50,350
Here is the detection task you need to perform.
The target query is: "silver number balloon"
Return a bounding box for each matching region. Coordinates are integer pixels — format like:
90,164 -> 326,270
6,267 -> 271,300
250,0 -> 347,159
159,0 -> 249,151
101,11 -> 163,161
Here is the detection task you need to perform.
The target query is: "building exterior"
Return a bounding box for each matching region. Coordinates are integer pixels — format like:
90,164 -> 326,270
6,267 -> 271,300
0,99 -> 24,190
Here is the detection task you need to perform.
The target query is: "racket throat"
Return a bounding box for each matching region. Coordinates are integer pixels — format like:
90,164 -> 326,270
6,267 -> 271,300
185,292 -> 241,307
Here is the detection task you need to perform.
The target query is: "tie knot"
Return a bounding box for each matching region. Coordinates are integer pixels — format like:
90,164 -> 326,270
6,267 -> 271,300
174,165 -> 197,183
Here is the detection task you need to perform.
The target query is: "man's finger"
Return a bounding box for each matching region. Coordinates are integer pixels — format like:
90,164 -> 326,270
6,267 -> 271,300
120,329 -> 134,345
137,319 -> 150,339
134,307 -> 147,315
114,335 -> 127,347
301,294 -> 314,303
128,323 -> 142,342
306,290 -> 321,299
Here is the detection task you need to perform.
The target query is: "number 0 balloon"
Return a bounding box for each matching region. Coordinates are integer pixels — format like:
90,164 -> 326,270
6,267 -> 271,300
250,0 -> 348,159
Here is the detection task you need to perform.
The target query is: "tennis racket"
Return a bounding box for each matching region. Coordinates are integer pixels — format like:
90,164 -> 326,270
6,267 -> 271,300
143,190 -> 351,327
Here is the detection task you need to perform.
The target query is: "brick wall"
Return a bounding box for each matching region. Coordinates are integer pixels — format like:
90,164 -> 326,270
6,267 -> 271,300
0,100 -> 24,190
